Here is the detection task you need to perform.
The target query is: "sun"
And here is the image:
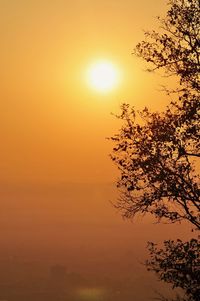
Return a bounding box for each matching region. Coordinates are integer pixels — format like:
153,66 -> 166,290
87,60 -> 119,93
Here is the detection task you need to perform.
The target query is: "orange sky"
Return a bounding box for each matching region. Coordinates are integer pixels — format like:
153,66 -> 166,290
0,3 -> 195,299
0,0 -> 171,184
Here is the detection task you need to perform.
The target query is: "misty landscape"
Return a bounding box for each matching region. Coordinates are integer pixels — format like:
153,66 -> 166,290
0,182 -> 192,301
0,0 -> 199,300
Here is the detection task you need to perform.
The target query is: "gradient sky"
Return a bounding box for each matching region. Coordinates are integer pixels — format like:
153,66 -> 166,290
0,0 -> 171,185
0,3 -> 194,300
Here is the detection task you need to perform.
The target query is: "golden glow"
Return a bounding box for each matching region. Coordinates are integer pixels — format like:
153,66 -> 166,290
75,287 -> 106,300
87,60 -> 119,93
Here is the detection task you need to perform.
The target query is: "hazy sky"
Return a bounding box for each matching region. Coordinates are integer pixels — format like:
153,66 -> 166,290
0,0 -> 170,184
0,4 -> 194,300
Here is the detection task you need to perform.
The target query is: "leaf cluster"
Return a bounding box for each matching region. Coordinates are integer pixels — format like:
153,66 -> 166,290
146,239 -> 200,301
110,98 -> 200,228
134,0 -> 200,91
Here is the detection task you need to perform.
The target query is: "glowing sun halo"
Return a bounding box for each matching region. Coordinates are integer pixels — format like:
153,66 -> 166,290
87,61 -> 119,93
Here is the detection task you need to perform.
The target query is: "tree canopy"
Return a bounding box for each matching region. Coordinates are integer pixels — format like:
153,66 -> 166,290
110,2 -> 200,298
110,0 -> 200,230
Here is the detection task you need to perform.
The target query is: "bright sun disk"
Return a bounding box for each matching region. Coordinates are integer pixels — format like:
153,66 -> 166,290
87,61 -> 119,93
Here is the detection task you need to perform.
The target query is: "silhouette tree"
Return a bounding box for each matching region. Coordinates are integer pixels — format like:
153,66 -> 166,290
110,1 -> 200,300
111,101 -> 200,229
110,0 -> 200,230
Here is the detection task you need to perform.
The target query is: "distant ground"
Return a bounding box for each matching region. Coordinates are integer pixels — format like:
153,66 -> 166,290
0,181 -> 192,300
